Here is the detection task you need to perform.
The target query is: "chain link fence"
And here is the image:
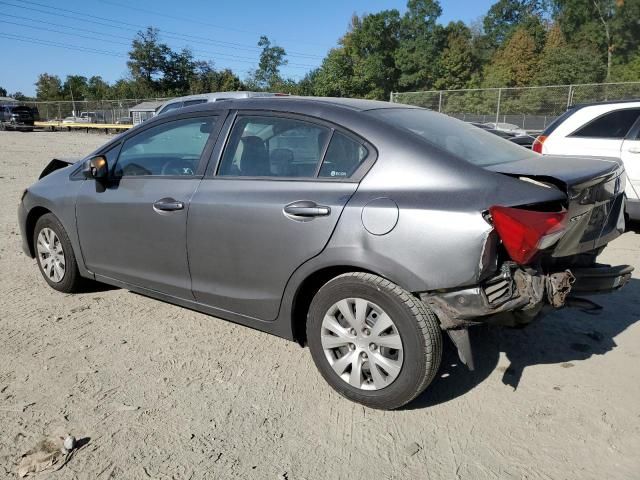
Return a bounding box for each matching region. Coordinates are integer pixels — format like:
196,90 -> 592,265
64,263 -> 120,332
17,98 -> 167,124
391,82 -> 640,132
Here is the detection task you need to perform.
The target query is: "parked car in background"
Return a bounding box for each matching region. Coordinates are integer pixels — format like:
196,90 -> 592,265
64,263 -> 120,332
483,122 -> 527,136
156,91 -> 288,116
62,112 -> 105,124
0,105 -> 35,131
533,100 -> 640,221
19,97 -> 632,409
470,122 -> 535,149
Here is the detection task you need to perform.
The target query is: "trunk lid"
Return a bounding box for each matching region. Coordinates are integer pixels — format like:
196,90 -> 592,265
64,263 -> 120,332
486,155 -> 626,258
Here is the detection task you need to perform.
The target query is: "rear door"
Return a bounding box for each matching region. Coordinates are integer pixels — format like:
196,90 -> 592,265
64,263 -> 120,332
187,111 -> 372,320
76,114 -> 221,298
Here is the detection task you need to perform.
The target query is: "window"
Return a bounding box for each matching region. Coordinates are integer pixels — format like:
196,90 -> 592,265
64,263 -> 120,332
572,109 -> 640,139
114,117 -> 216,177
367,108 -> 532,166
183,99 -> 207,107
103,143 -> 122,171
218,116 -> 330,177
319,132 -> 368,178
158,102 -> 183,115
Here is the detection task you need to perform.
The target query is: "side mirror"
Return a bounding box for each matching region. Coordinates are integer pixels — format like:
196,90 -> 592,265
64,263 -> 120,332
83,155 -> 109,180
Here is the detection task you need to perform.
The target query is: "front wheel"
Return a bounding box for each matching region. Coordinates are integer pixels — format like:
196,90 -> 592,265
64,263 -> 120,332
34,213 -> 84,293
307,273 -> 442,410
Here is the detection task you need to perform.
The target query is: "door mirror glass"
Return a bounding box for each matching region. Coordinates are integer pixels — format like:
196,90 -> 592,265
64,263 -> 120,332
83,155 -> 109,180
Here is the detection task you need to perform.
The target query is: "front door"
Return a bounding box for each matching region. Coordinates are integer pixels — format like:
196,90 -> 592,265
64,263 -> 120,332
188,113 -> 371,320
76,115 -> 219,298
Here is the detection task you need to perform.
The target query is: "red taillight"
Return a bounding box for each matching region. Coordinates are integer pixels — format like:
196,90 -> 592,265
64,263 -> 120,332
489,206 -> 567,264
532,135 -> 547,154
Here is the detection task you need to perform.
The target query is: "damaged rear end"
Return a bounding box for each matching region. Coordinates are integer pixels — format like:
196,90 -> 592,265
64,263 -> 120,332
422,155 -> 633,369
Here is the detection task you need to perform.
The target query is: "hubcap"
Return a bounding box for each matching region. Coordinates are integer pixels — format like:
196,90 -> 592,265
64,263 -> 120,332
36,227 -> 65,283
321,298 -> 404,391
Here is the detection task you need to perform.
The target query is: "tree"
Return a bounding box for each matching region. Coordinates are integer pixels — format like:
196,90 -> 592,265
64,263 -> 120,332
435,22 -> 477,90
250,35 -> 288,90
127,27 -> 170,89
395,0 -> 443,91
189,62 -> 243,93
552,0 -> 640,81
483,0 -> 549,48
534,23 -> 605,85
162,48 -> 196,93
0,86 -> 6,97
62,75 -> 88,101
87,76 -> 112,100
483,26 -> 539,87
35,73 -> 63,100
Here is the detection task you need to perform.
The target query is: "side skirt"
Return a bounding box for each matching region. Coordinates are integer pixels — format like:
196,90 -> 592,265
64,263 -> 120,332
93,273 -> 295,340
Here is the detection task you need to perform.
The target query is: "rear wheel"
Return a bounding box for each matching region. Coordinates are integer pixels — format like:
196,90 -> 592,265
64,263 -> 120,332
34,213 -> 83,293
307,272 -> 442,410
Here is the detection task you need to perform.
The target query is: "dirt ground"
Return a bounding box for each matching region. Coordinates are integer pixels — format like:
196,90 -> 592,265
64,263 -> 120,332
1,130 -> 639,480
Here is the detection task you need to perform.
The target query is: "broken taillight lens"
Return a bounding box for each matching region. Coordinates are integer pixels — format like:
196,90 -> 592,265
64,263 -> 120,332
532,135 -> 547,154
489,205 -> 567,264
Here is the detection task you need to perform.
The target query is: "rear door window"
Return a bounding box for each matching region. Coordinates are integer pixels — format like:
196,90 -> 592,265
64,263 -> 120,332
318,132 -> 368,178
571,108 -> 640,139
218,116 -> 330,177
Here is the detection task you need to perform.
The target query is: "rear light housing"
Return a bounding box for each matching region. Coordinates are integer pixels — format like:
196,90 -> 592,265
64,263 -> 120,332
489,205 -> 567,264
532,135 -> 547,153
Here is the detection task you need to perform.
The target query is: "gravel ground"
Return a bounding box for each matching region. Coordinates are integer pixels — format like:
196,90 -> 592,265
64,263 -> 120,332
1,130 -> 639,479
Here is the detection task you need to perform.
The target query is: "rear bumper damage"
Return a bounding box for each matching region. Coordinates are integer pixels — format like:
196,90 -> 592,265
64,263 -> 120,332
420,262 -> 633,369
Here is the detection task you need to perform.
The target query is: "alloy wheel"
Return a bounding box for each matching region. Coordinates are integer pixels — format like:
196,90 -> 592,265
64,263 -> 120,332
36,227 -> 66,283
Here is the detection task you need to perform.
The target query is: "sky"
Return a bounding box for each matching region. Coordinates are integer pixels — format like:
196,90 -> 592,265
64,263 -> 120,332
0,0 -> 496,97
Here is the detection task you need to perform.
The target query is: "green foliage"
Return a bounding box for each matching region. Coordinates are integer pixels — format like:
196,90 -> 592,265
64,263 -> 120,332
395,0 -> 443,91
435,22 -> 477,90
27,0 -> 640,103
0,86 -> 7,97
248,36 -> 288,90
35,73 -> 63,100
483,27 -> 539,87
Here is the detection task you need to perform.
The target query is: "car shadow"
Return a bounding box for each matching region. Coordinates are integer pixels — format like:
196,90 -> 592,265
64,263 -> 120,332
78,281 -> 119,293
627,220 -> 640,234
404,278 -> 640,410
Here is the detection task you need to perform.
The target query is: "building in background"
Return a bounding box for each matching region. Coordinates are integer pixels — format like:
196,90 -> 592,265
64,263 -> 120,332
129,100 -> 164,125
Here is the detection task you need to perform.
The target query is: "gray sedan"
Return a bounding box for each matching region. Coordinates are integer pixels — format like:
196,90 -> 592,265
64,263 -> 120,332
18,97 -> 633,409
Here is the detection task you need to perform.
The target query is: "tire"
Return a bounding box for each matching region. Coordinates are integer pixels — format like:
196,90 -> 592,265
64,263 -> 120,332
307,272 -> 442,410
34,213 -> 84,293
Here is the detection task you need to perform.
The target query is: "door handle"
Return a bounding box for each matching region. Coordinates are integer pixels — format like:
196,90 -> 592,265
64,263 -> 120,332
153,197 -> 184,212
283,201 -> 331,218
627,147 -> 640,154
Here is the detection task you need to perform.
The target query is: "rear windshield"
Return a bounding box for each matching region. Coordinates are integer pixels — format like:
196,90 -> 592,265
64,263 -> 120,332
366,108 -> 533,166
542,107 -> 577,136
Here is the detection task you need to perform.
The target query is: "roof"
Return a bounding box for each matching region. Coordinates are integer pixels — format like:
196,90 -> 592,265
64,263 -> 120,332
162,91 -> 281,104
129,101 -> 165,112
572,98 -> 640,109
0,96 -> 18,104
174,96 -> 417,115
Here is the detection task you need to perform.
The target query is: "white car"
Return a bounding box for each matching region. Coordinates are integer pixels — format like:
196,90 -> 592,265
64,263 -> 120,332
533,100 -> 640,221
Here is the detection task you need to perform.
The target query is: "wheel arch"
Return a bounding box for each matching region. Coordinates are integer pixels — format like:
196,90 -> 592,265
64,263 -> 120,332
289,264 -> 410,346
24,206 -> 53,257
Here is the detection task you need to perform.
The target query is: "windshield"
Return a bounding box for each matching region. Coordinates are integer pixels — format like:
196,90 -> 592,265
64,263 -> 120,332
367,108 -> 534,166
